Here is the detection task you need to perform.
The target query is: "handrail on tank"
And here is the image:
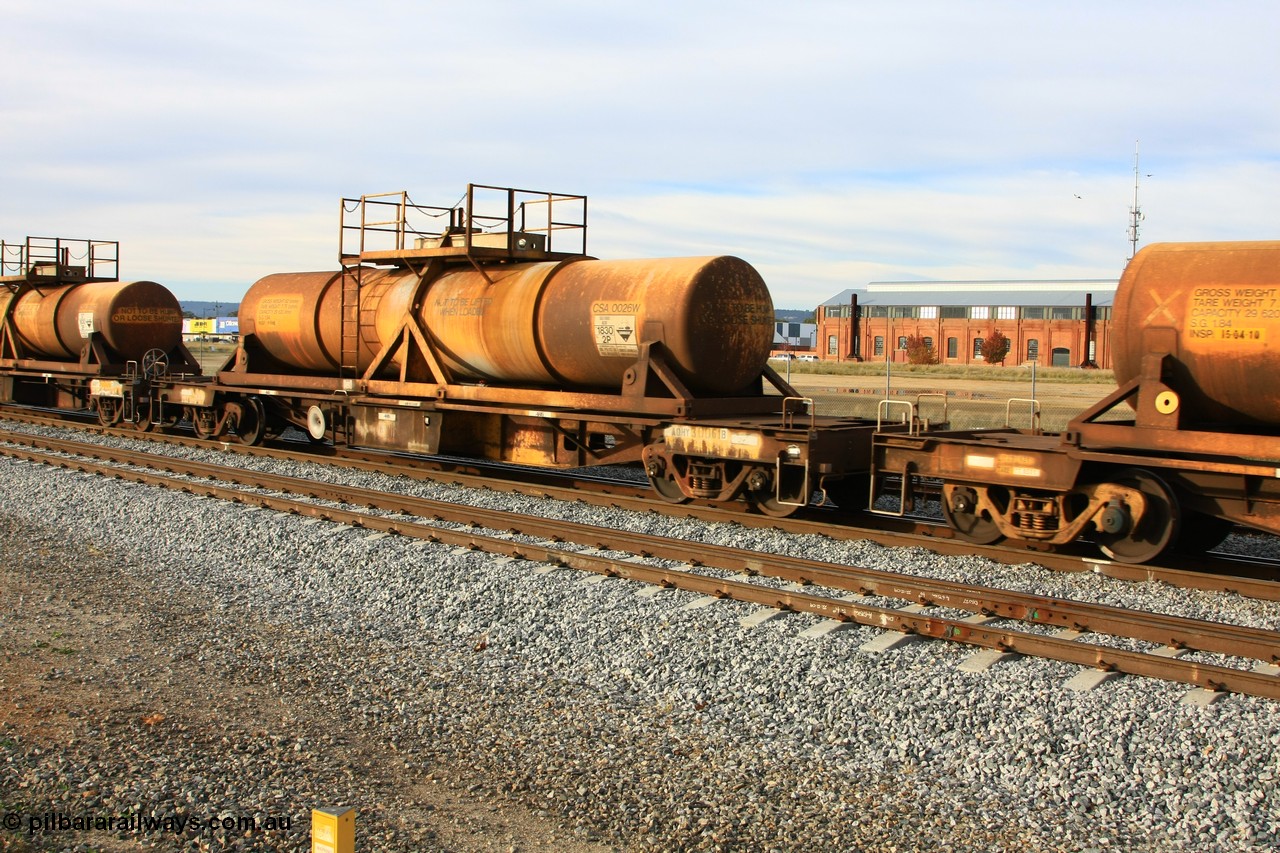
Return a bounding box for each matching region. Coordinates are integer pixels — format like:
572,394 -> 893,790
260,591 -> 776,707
0,237 -> 118,281
339,184 -> 588,262
1004,397 -> 1042,432
464,184 -> 587,256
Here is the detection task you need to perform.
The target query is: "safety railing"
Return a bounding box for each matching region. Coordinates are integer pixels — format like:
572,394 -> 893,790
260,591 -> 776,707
0,237 -> 119,281
339,183 -> 588,263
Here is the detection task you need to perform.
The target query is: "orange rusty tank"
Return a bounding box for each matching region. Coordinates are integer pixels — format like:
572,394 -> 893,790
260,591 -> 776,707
0,280 -> 183,362
1113,241 -> 1280,425
238,256 -> 775,394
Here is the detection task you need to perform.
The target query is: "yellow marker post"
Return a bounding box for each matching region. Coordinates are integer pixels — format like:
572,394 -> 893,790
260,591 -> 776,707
311,806 -> 355,853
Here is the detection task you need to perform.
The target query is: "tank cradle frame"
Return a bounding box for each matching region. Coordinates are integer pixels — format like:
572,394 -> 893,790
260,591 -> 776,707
5,220 -> 1280,550
175,184 -> 887,516
870,341 -> 1280,563
0,242 -> 202,429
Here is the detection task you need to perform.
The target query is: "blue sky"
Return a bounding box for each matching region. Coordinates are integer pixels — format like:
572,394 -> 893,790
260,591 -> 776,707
3,1 -> 1277,308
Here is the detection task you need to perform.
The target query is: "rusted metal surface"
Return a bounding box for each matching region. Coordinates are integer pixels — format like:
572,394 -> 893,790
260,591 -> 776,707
238,255 -> 774,396
235,271 -> 343,371
535,255 -> 773,393
419,261 -> 566,385
0,281 -> 181,362
1114,241 -> 1280,426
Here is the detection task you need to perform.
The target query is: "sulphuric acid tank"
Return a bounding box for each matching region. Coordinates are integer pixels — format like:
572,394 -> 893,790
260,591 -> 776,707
1113,241 -> 1280,426
0,281 -> 183,362
237,256 -> 775,394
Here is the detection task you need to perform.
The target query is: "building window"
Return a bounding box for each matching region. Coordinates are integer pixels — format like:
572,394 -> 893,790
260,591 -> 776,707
971,306 -> 990,320
919,306 -> 938,320
1027,339 -> 1039,361
890,306 -> 914,319
940,306 -> 967,319
897,335 -> 908,351
923,336 -> 933,349
1022,306 -> 1045,320
867,306 -> 889,318
827,334 -> 839,355
1052,346 -> 1071,367
873,336 -> 884,356
947,337 -> 958,358
996,306 -> 1017,320
973,337 -> 985,359
1050,306 -> 1077,320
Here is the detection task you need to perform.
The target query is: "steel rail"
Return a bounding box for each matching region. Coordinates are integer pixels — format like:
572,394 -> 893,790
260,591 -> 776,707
2,409 -> 1280,597
3,433 -> 1280,699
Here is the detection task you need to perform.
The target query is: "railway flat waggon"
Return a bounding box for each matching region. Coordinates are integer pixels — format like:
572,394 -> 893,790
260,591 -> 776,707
0,236 -> 201,428
871,241 -> 1280,563
8,191 -> 1279,558
192,185 -> 892,515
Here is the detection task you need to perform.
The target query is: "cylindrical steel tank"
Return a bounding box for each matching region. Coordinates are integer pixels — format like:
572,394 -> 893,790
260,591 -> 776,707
0,281 -> 183,362
1113,241 -> 1280,425
238,256 -> 775,394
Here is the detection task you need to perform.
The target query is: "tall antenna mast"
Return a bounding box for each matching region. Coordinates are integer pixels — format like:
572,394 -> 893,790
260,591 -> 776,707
1127,139 -> 1144,262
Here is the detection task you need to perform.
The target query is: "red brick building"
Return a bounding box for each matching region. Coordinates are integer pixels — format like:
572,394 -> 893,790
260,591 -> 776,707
815,279 -> 1117,368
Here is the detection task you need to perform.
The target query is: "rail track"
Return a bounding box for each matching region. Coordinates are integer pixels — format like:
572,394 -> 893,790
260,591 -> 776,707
3,405 -> 1279,597
3,425 -> 1280,700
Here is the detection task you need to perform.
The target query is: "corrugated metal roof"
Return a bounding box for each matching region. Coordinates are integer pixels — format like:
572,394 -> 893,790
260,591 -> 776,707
821,280 -> 1117,308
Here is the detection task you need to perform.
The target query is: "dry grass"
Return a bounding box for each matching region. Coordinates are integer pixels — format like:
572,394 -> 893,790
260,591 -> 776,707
781,360 -> 1115,384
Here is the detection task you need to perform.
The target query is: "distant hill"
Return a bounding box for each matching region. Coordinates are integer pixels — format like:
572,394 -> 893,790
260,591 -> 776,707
181,301 -> 808,323
180,301 -> 238,318
775,308 -> 813,322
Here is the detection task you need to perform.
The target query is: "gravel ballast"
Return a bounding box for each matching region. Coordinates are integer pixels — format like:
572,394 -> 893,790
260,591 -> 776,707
1,423 -> 1279,851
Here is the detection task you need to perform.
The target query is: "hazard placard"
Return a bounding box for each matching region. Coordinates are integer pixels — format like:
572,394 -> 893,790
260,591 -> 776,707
592,310 -> 640,357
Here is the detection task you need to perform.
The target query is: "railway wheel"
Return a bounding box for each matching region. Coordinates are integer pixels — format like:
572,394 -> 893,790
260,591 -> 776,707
188,406 -> 218,440
648,473 -> 690,504
941,484 -> 1004,545
228,397 -> 267,446
748,493 -> 804,518
646,459 -> 690,505
1094,468 -> 1179,564
96,398 -> 123,427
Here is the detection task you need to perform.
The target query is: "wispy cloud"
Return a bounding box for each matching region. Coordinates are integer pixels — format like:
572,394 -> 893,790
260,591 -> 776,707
3,1 -> 1277,307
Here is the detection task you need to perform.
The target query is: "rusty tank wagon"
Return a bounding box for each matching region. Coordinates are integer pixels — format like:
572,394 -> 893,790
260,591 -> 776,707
7,191 -> 1278,554
869,241 -> 1280,563
191,184 -> 888,515
0,237 -> 200,425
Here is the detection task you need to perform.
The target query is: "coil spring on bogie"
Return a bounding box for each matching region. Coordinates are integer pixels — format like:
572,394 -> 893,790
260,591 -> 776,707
1017,513 -> 1055,532
1014,496 -> 1058,532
